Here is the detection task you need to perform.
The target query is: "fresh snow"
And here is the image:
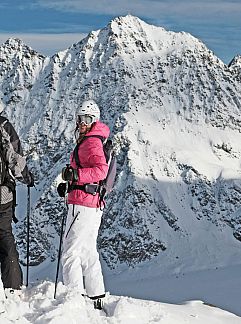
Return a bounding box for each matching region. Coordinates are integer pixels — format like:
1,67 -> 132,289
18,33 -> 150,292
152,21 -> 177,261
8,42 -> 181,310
0,280 -> 241,324
1,14 -> 241,322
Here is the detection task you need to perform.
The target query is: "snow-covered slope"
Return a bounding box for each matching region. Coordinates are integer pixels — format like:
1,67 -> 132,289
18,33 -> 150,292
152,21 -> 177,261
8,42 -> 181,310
0,38 -> 46,133
1,14 -> 241,303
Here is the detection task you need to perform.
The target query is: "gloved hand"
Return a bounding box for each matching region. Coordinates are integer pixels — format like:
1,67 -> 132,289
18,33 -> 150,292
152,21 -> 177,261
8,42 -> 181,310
57,183 -> 67,197
62,165 -> 78,182
27,171 -> 34,187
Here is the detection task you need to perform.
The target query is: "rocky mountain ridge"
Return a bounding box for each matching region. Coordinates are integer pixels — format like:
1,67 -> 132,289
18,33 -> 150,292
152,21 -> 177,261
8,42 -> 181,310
0,15 -> 241,275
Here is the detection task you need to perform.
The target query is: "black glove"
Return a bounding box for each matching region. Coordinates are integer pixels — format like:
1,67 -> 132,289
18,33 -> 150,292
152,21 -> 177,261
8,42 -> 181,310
27,171 -> 34,187
62,165 -> 78,182
57,182 -> 67,197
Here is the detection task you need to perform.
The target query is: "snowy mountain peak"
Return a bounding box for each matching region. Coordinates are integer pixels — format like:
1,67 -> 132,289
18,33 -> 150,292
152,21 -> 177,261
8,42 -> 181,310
0,15 -> 241,288
228,54 -> 241,67
0,37 -> 44,59
96,14 -> 221,73
0,38 -> 46,127
108,14 -> 148,32
3,37 -> 26,49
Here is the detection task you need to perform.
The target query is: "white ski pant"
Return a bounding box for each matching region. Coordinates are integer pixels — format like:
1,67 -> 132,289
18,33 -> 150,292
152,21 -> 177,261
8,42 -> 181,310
62,204 -> 105,297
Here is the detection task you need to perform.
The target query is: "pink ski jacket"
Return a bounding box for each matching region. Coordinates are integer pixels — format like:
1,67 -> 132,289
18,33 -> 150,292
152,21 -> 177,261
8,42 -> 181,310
67,121 -> 110,208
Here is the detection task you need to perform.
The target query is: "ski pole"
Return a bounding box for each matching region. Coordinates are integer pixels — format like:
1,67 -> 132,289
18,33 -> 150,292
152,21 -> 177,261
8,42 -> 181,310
54,201 -> 67,299
26,186 -> 31,287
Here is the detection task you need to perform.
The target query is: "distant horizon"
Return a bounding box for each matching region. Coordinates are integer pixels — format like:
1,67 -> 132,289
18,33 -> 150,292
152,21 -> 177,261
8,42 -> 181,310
0,1 -> 241,64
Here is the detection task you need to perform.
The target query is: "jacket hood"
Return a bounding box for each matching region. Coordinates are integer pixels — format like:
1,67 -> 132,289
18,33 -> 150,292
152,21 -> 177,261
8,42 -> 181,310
87,121 -> 110,139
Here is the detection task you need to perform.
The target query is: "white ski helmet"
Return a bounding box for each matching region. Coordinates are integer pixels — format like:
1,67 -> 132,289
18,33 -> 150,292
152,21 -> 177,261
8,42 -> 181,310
77,99 -> 100,122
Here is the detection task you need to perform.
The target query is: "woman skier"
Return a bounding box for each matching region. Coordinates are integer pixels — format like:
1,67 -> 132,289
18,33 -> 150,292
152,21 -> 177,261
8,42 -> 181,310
61,99 -> 109,310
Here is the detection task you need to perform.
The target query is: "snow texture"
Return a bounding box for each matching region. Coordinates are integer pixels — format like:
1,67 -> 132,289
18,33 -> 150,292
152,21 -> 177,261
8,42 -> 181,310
0,14 -> 241,320
0,281 -> 241,324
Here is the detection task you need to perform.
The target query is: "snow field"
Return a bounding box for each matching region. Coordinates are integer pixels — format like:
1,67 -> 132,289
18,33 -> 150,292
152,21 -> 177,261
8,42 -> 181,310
0,280 -> 240,324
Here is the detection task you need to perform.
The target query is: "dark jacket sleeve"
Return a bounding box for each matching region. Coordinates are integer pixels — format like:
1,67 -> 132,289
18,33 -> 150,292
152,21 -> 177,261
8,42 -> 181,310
1,118 -> 31,185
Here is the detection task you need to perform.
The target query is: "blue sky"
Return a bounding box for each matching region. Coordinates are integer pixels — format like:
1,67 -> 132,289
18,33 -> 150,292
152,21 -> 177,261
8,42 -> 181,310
0,0 -> 240,64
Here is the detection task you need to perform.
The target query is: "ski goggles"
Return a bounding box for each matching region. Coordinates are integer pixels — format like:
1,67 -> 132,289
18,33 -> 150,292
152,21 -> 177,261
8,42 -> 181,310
76,114 -> 95,125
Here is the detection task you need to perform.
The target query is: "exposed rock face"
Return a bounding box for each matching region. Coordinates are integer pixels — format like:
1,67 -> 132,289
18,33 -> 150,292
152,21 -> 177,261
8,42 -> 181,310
1,15 -> 241,272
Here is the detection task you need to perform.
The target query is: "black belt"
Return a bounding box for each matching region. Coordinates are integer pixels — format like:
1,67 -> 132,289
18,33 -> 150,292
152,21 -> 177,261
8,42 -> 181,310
68,183 -> 99,195
69,184 -> 86,191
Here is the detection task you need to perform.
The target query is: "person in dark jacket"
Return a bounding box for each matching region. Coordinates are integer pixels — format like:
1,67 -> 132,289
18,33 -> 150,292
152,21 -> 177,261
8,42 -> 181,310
0,99 -> 34,296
